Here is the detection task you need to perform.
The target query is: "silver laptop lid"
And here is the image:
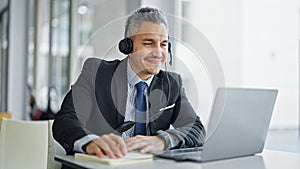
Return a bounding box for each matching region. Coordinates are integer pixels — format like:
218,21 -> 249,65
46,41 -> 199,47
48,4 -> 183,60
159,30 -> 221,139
201,88 -> 278,161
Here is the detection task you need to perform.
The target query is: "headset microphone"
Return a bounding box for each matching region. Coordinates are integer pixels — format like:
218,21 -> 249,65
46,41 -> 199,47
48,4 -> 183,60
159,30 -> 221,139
168,42 -> 172,65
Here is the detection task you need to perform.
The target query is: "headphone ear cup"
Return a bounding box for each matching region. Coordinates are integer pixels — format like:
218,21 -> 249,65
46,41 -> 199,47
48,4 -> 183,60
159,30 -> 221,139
118,38 -> 133,55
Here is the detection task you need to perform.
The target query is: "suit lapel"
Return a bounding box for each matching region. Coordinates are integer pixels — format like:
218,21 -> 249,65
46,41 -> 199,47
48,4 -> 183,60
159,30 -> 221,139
95,58 -> 127,130
148,72 -> 170,122
111,58 -> 128,124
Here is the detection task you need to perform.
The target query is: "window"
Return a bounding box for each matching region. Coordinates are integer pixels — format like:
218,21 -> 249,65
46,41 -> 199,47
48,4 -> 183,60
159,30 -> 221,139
49,0 -> 71,110
0,6 -> 9,112
26,0 -> 71,114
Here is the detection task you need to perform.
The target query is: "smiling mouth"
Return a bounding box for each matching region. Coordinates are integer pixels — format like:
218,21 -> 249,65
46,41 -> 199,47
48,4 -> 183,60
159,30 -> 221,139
145,58 -> 163,65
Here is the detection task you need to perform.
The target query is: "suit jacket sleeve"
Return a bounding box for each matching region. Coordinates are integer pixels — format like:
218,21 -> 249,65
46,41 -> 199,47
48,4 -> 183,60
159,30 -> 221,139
156,74 -> 206,149
52,58 -> 99,154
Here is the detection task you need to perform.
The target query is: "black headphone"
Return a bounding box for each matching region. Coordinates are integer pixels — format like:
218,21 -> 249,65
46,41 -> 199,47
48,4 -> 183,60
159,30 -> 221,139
118,38 -> 173,65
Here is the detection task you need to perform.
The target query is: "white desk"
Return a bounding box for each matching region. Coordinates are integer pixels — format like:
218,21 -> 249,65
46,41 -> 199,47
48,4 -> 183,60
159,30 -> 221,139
55,150 -> 300,169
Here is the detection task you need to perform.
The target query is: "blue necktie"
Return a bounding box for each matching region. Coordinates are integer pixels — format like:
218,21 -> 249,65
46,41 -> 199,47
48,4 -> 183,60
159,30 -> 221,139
134,82 -> 147,135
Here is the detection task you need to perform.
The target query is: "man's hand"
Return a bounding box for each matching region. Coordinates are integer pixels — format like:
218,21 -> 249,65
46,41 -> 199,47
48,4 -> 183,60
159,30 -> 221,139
85,133 -> 127,159
125,135 -> 165,153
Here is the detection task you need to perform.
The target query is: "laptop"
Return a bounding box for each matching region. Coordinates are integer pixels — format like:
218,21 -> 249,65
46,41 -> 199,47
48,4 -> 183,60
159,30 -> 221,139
154,88 -> 278,162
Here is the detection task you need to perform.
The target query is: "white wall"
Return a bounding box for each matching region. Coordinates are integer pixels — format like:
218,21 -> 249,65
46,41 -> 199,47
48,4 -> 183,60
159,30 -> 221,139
176,0 -> 243,126
242,0 -> 299,128
183,0 -> 299,128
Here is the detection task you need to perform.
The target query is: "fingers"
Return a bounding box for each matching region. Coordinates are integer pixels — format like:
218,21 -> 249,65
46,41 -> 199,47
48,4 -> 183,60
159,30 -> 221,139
140,143 -> 154,153
86,134 -> 165,159
109,133 -> 128,155
99,134 -> 125,158
94,135 -> 117,158
125,135 -> 165,153
126,135 -> 148,152
87,133 -> 127,159
85,141 -> 105,158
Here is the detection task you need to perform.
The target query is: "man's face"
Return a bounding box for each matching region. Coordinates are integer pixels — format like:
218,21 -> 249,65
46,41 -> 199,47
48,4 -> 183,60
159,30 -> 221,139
129,21 -> 168,80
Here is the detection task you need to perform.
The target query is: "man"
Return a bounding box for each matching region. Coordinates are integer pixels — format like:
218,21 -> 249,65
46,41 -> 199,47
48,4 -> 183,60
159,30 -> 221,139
53,7 -> 205,159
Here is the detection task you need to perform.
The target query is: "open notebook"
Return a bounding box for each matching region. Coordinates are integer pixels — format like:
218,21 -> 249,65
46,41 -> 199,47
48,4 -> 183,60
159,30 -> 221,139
75,152 -> 153,165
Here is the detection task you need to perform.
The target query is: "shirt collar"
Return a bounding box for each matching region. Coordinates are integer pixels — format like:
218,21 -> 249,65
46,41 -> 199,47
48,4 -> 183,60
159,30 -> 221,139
127,58 -> 154,88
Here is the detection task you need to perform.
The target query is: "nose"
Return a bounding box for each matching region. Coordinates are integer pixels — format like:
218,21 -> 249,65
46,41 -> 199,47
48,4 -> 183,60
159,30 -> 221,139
151,46 -> 163,58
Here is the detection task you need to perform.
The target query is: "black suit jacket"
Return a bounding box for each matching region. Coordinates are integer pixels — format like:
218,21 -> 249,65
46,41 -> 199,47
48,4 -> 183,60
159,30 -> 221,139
53,58 -> 206,154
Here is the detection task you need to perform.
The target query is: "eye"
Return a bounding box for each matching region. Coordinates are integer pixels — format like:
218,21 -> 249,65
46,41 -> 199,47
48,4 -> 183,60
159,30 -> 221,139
161,43 -> 168,48
143,43 -> 152,46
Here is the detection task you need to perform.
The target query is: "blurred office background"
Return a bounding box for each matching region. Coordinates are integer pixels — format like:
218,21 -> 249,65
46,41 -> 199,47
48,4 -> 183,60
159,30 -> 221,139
0,0 -> 299,151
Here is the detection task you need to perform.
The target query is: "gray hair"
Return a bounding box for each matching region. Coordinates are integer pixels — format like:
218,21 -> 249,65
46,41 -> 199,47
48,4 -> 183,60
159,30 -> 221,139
124,7 -> 168,38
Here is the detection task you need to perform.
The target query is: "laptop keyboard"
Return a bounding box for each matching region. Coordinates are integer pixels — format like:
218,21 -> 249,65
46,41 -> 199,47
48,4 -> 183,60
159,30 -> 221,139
154,147 -> 203,162
163,147 -> 203,154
